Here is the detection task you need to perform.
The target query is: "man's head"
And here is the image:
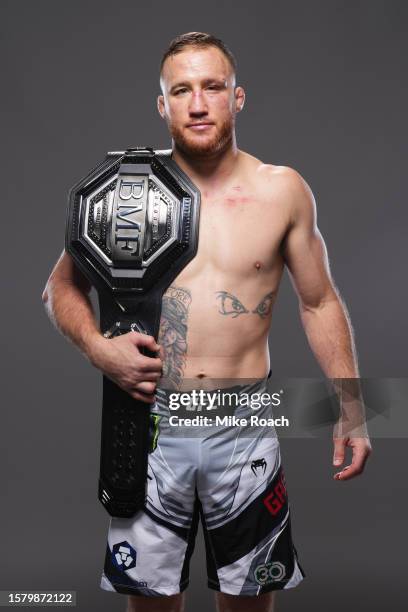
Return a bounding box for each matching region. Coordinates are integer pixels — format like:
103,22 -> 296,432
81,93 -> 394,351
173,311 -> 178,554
158,32 -> 245,159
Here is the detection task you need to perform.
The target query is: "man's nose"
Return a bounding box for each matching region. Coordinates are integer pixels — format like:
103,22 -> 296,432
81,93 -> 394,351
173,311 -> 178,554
188,91 -> 208,116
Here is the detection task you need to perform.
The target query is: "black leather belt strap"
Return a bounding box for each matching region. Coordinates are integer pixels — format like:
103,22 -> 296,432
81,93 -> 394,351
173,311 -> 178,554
97,288 -> 163,518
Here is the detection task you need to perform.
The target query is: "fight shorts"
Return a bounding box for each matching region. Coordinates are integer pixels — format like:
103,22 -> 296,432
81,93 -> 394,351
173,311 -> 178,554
100,376 -> 305,597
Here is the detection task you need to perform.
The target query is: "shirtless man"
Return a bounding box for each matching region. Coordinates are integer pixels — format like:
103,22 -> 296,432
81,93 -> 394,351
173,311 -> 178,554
42,32 -> 372,612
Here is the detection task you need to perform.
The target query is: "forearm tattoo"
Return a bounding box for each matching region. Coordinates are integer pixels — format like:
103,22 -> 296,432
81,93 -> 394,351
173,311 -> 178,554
158,286 -> 191,388
215,290 -> 275,319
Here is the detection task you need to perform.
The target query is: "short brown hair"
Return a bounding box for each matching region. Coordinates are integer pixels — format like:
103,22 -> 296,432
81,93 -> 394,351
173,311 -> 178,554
160,32 -> 237,76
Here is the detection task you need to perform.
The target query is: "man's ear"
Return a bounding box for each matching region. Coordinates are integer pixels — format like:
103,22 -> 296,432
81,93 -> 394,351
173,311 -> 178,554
234,86 -> 246,113
157,94 -> 165,119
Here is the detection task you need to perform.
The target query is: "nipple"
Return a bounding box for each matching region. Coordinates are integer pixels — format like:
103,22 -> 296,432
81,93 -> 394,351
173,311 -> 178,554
254,261 -> 262,270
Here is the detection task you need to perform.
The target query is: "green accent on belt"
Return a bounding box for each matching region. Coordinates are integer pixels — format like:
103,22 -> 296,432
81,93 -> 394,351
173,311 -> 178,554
150,414 -> 161,452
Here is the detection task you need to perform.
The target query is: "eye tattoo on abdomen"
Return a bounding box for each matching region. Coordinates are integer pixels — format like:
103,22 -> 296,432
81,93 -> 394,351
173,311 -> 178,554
158,286 -> 191,388
215,291 -> 249,318
215,290 -> 275,319
252,291 -> 275,319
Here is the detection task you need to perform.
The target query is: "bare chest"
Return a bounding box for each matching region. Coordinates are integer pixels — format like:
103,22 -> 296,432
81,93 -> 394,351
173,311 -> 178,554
183,189 -> 290,277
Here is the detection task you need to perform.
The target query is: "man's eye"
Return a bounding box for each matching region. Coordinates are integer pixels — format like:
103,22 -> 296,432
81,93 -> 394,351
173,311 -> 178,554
174,88 -> 187,95
215,291 -> 249,318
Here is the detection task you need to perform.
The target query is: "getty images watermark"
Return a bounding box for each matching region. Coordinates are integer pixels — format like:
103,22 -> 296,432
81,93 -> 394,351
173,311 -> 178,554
165,388 -> 290,428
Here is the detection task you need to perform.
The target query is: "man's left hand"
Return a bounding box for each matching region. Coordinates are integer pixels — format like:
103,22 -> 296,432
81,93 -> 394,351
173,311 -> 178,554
332,436 -> 372,481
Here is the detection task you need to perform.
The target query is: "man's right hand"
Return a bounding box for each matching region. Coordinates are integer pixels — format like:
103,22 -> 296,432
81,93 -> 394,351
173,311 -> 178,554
89,331 -> 163,404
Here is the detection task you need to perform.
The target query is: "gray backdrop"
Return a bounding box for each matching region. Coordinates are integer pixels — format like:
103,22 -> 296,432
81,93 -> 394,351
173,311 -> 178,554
1,1 -> 407,610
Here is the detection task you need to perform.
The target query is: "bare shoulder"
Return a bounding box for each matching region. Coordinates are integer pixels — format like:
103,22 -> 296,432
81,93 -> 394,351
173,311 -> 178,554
255,161 -> 317,222
255,162 -> 311,194
238,151 -> 316,216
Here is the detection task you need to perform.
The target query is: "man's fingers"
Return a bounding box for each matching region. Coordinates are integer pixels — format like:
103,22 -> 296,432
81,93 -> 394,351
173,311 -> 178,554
128,332 -> 160,352
334,462 -> 362,481
138,355 -> 163,373
134,381 -> 157,395
333,437 -> 347,466
334,446 -> 371,481
136,370 -> 162,382
351,445 -> 371,474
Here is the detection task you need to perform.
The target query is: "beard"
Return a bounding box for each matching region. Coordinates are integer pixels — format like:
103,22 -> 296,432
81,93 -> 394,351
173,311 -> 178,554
167,114 -> 235,159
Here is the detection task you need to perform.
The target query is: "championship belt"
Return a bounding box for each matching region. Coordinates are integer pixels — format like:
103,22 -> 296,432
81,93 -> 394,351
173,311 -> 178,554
65,147 -> 201,518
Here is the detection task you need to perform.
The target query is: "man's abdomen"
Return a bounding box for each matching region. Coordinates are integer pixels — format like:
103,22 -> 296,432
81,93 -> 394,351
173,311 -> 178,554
158,278 -> 276,383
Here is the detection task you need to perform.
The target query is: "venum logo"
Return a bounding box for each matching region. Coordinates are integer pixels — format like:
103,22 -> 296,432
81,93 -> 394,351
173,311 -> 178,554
112,541 -> 137,570
251,458 -> 267,476
254,561 -> 286,585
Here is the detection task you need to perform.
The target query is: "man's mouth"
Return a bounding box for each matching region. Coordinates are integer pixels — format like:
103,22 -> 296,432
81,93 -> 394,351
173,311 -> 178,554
186,122 -> 214,131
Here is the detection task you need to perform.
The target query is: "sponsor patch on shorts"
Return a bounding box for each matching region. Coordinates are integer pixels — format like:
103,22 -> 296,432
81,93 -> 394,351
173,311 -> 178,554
254,561 -> 286,585
112,541 -> 137,571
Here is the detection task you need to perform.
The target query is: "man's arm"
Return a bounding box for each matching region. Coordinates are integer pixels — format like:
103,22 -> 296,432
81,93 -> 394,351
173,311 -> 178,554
42,250 -> 162,402
281,170 -> 358,379
279,168 -> 372,479
42,249 -> 104,363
